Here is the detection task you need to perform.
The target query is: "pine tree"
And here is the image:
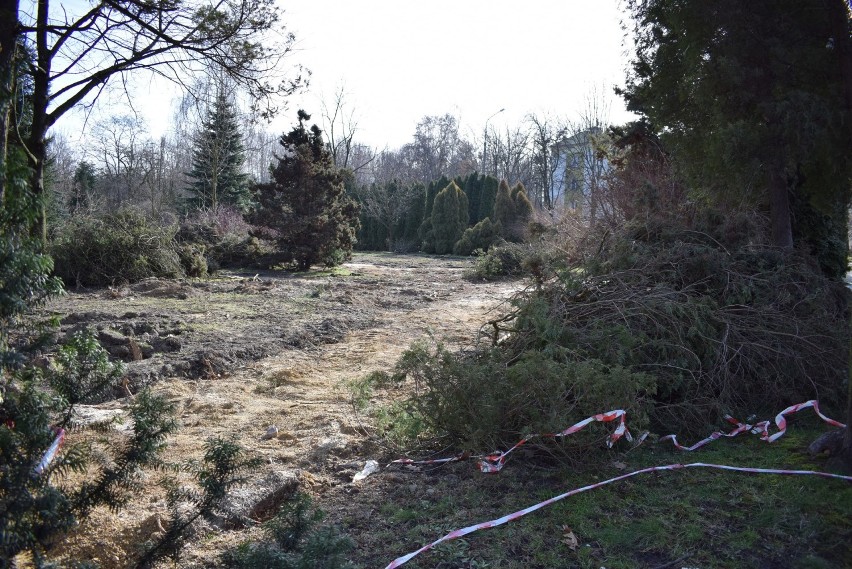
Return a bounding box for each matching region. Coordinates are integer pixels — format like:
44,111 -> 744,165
252,110 -> 360,270
186,89 -> 250,212
430,181 -> 469,255
69,160 -> 96,214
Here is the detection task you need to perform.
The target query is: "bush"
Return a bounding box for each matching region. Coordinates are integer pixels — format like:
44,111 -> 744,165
387,342 -> 655,454
0,331 -> 178,564
51,210 -> 184,287
464,243 -> 531,281
453,217 -> 502,256
177,206 -> 273,271
223,493 -> 353,569
381,211 -> 849,462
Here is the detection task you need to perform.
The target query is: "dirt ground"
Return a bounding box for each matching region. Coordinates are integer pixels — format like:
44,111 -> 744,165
41,252 -> 520,568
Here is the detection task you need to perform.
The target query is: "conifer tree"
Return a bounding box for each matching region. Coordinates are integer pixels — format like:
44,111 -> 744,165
512,181 -> 533,228
430,181 -> 469,255
186,89 -> 250,212
252,110 -> 360,270
477,175 -> 499,224
493,179 -> 516,237
69,160 -> 96,214
419,175 -> 450,253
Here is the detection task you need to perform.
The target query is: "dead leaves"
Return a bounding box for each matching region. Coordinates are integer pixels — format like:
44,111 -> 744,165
561,525 -> 579,551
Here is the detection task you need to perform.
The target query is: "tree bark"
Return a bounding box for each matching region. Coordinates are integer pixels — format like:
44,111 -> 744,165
0,0 -> 18,206
27,0 -> 50,244
767,159 -> 793,249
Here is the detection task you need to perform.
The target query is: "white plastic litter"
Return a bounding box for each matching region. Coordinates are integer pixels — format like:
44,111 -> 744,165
353,459 -> 380,482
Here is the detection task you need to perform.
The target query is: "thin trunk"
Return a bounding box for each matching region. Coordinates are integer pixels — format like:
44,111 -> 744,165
767,159 -> 793,249
0,0 -> 17,205
27,0 -> 50,245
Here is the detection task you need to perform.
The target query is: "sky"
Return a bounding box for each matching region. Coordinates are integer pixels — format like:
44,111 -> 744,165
54,0 -> 638,150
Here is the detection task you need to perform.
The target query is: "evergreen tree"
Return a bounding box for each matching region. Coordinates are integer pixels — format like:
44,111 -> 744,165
186,89 -> 251,212
430,181 -> 469,255
477,175 -> 499,224
419,175 -> 450,253
453,217 -> 501,256
621,0 -> 852,276
493,179 -> 516,238
512,181 -> 533,229
69,160 -> 96,214
252,110 -> 360,270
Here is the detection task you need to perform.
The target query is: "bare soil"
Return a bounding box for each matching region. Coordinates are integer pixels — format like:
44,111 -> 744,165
43,253 -> 519,568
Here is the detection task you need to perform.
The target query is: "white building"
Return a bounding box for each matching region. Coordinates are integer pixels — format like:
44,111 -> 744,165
550,127 -> 611,219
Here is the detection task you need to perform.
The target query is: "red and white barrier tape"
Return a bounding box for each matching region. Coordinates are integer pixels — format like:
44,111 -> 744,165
383,462 -> 852,569
393,400 -> 846,471
34,428 -> 65,476
392,410 -> 631,473
660,399 -> 846,451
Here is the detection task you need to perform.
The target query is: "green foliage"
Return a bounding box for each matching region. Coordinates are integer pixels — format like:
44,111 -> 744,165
223,493 -> 354,569
252,110 -> 360,270
494,180 -> 533,243
418,175 -> 450,253
186,90 -> 251,213
69,161 -> 96,215
453,217 -> 502,256
428,181 -> 469,255
621,0 -> 852,274
177,205 -> 272,271
138,437 -> 260,568
0,331 -> 178,565
464,243 -> 528,281
388,341 -> 655,453
50,209 -> 184,286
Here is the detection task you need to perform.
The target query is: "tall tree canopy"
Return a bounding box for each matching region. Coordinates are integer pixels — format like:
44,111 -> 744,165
621,0 -> 852,276
0,0 -> 304,241
186,89 -> 250,212
252,110 -> 359,270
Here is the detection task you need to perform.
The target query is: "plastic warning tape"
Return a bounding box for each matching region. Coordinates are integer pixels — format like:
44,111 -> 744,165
479,410 -> 631,473
660,399 -> 846,451
391,409 -> 631,474
34,428 -> 66,476
383,462 -> 852,569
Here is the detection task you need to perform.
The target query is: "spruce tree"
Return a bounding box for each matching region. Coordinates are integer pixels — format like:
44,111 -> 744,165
186,90 -> 250,212
430,181 -> 469,255
252,110 -> 360,270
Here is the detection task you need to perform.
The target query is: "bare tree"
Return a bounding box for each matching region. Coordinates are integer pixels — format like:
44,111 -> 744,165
409,114 -> 476,183
90,115 -> 156,210
5,0 -> 305,240
565,87 -> 613,224
319,84 -> 374,174
527,113 -> 567,210
488,124 -> 533,191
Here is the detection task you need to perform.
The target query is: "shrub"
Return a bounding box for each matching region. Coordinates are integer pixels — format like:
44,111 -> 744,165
453,217 -> 502,256
51,210 -> 184,287
464,243 -> 529,281
177,206 -> 273,271
381,211 -> 848,464
384,341 -> 655,454
0,331 -> 178,564
223,493 -> 353,569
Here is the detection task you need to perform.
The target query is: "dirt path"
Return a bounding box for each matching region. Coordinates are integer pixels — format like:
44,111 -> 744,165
52,253 -> 519,567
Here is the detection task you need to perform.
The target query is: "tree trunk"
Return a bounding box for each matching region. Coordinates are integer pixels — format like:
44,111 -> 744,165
0,0 -> 17,206
767,160 -> 793,249
26,0 -> 50,245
